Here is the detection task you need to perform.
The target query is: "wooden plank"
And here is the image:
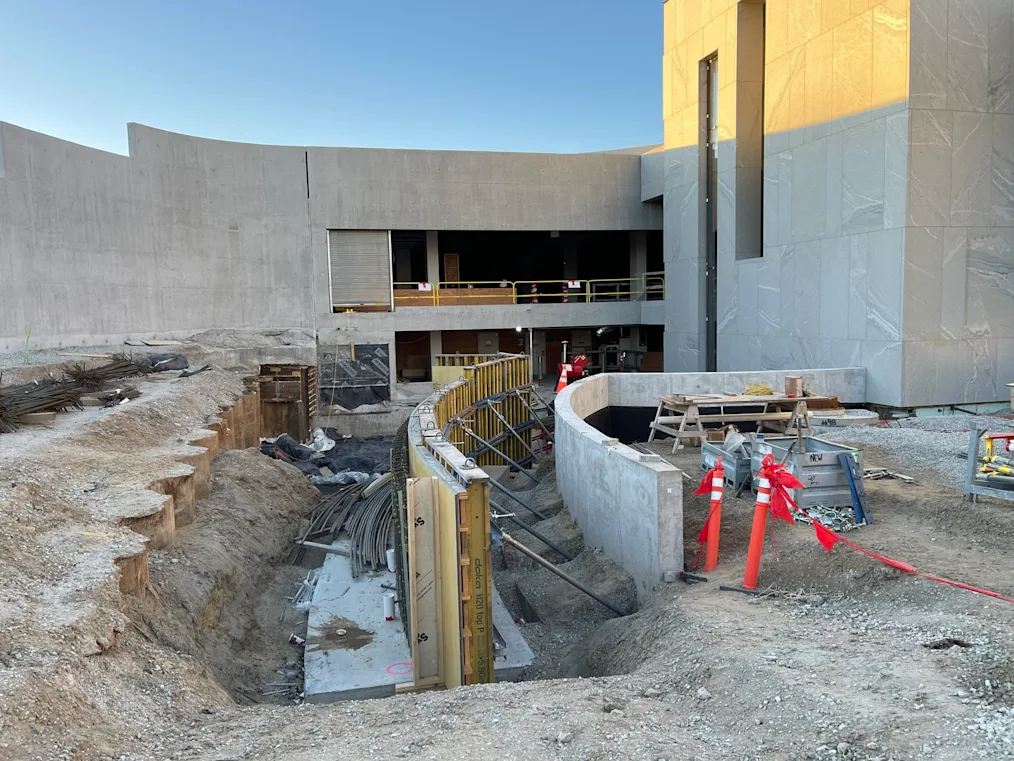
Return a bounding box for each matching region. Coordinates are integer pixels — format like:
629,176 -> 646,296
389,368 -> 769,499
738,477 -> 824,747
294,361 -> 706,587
660,394 -> 832,407
19,411 -> 57,424
408,477 -> 442,686
464,480 -> 493,685
56,352 -> 111,359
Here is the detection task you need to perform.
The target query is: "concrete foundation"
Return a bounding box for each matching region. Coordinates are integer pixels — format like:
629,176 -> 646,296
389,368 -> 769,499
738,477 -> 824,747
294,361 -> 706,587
553,368 -> 868,600
304,541 -> 413,703
304,542 -> 532,702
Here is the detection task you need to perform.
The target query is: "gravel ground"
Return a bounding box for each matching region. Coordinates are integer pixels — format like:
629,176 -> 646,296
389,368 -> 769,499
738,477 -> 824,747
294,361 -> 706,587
820,415 -> 1014,490
0,344 -> 163,371
0,328 -> 314,372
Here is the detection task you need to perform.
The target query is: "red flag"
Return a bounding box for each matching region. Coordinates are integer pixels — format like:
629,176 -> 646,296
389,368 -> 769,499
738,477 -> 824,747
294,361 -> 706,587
697,516 -> 711,544
813,521 -> 841,551
695,466 -> 718,496
760,455 -> 804,524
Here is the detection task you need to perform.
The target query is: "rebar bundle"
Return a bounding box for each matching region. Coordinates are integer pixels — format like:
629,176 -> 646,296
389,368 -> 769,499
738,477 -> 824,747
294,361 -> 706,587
0,355 -> 155,434
345,479 -> 393,577
64,355 -> 152,390
291,478 -> 394,576
0,379 -> 84,433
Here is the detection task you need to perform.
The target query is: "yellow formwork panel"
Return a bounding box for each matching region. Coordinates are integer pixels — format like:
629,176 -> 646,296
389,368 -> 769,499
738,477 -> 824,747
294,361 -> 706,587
406,352 -> 535,688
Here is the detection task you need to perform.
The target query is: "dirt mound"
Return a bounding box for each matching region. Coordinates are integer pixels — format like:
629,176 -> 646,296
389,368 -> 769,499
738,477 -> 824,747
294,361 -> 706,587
515,549 -> 635,626
507,509 -> 584,562
184,329 -> 313,350
504,455 -> 564,519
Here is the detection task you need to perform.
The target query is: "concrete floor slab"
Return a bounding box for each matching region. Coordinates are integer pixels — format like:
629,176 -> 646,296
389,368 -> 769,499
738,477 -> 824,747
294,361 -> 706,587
304,540 -> 412,703
304,542 -> 533,701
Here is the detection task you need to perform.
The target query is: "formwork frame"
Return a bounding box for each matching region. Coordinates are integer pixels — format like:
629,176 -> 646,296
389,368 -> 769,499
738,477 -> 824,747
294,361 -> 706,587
406,353 -> 536,688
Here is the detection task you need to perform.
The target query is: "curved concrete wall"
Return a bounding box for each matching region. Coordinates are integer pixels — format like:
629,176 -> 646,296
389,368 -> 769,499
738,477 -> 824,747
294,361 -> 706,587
0,121 -> 659,352
554,366 -> 867,599
554,374 -> 683,600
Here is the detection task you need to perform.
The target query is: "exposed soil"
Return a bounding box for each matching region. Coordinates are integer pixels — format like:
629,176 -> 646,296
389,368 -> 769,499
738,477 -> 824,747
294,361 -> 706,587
126,450 -> 319,705
5,364 -> 1014,761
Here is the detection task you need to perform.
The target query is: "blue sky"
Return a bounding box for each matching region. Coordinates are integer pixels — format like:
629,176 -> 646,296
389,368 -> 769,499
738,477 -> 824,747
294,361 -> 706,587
0,1 -> 662,155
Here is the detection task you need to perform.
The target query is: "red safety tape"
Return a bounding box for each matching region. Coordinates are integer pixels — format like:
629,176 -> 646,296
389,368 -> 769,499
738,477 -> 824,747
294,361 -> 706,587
693,466 -> 721,571
749,453 -> 1014,605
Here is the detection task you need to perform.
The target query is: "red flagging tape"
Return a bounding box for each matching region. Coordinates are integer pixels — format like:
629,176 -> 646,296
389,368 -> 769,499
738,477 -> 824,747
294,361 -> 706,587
756,454 -> 1014,605
809,495 -> 1014,604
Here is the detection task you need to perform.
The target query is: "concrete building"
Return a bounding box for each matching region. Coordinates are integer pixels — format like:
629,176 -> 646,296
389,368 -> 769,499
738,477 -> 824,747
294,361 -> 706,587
0,122 -> 664,406
2,0 -> 1011,409
645,0 -> 1014,408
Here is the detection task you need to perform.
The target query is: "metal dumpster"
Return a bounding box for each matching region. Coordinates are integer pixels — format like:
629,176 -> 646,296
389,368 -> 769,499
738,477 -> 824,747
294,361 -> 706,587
701,440 -> 753,490
750,436 -> 863,509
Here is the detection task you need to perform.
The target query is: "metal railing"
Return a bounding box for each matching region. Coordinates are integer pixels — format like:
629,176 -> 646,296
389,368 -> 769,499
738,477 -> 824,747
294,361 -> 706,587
392,273 -> 664,306
434,353 -> 501,367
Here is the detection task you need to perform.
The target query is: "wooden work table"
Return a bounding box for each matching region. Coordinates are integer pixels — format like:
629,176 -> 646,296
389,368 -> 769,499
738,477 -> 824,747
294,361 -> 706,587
647,393 -> 827,453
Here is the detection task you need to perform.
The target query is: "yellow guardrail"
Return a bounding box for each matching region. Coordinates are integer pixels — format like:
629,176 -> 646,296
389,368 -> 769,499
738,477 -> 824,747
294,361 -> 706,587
434,353 -> 500,367
392,274 -> 664,306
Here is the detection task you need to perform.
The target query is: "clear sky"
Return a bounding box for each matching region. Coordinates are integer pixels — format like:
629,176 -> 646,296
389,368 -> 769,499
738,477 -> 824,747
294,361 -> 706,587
0,0 -> 662,155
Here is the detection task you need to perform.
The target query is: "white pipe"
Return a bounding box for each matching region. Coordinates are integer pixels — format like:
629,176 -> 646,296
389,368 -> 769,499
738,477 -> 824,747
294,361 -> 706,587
386,548 -> 396,573
383,592 -> 396,621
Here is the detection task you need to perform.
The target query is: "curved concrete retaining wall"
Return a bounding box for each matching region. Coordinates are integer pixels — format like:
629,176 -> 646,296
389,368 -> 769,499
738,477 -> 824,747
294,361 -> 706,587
554,374 -> 683,601
554,367 -> 867,600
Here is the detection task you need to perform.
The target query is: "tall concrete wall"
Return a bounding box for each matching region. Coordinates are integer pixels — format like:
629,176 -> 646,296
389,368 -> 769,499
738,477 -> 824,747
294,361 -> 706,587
655,0 -> 913,406
605,366 -> 867,407
900,0 -> 1014,405
554,373 -> 683,600
0,122 -> 659,352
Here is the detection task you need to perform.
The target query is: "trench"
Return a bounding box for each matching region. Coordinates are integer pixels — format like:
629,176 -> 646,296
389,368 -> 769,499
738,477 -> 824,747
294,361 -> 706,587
486,457 -> 639,681
111,395 -> 636,707
126,449 -> 322,704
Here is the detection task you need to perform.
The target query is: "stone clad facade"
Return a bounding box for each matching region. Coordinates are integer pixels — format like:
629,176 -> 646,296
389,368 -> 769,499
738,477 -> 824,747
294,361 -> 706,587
651,0 -> 1014,407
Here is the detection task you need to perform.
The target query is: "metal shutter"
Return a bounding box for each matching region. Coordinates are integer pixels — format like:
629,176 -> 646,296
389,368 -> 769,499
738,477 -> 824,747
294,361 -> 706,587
327,230 -> 392,308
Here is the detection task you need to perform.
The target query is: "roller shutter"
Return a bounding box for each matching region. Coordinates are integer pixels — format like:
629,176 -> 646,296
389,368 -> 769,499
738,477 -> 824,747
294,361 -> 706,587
327,230 -> 392,308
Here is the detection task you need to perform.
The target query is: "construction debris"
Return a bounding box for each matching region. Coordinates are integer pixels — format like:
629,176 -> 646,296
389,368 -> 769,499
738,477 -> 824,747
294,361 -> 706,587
863,467 -> 914,482
0,354 -> 188,433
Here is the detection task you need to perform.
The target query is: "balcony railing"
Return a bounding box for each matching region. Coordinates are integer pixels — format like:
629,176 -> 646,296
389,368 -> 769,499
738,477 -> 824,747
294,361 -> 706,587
392,272 -> 664,307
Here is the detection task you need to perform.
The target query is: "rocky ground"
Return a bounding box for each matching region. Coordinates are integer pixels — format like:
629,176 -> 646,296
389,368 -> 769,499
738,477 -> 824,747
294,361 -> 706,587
3,359 -> 1014,760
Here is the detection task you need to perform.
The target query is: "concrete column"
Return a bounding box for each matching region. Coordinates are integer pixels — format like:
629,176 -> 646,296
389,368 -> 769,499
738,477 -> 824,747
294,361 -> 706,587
629,231 -> 647,300
388,341 -> 398,390
429,330 -> 442,362
425,231 -> 440,285
429,330 -> 442,385
532,330 -> 546,380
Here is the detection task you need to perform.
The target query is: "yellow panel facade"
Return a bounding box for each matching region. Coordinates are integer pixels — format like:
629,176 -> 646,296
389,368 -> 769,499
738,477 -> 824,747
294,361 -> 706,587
822,0 -> 851,31
662,0 -> 910,150
831,11 -> 874,122
872,0 -> 909,109
787,0 -> 821,52
767,0 -> 789,63
663,51 -> 673,118
804,31 -> 833,129
672,42 -> 688,113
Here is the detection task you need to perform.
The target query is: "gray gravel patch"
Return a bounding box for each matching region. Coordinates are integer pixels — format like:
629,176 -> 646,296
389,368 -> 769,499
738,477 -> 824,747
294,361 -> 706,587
820,415 -> 1014,491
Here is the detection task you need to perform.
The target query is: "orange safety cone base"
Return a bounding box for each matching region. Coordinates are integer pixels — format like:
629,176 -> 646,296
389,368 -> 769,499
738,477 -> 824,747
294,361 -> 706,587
554,367 -> 569,393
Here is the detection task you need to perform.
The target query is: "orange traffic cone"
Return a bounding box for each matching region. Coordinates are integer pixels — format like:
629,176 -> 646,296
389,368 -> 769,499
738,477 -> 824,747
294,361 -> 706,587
704,457 -> 724,572
555,365 -> 570,393
743,473 -> 772,589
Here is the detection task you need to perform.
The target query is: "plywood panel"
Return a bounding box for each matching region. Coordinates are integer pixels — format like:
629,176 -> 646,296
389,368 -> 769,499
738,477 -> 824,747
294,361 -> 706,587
407,477 -> 441,685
